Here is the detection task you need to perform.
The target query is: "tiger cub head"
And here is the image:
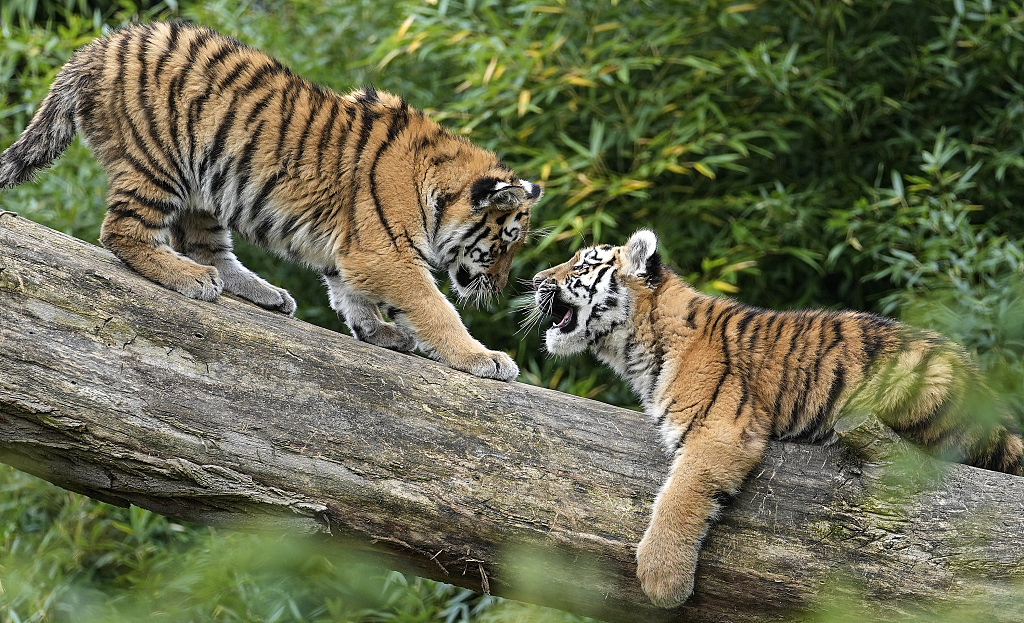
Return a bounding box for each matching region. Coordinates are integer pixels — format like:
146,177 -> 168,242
531,230 -> 661,356
442,174 -> 543,300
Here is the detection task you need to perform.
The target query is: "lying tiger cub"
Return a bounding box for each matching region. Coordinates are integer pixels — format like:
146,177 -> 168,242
530,230 -> 1023,608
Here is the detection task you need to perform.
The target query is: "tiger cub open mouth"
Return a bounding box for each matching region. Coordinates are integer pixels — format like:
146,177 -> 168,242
543,296 -> 578,333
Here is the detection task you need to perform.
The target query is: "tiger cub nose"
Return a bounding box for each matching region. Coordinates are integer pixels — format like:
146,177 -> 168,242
532,274 -> 547,289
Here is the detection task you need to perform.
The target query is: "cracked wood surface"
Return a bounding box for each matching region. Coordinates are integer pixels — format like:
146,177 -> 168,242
1,213 -> 1023,622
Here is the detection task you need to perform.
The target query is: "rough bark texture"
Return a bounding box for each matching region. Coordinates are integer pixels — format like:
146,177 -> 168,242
1,214 -> 1022,622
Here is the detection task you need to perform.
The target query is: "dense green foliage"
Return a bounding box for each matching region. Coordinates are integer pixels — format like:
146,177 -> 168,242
1,0 -> 1022,621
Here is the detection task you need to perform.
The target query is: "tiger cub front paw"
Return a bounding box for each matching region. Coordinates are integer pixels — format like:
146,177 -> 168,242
448,349 -> 519,382
636,530 -> 696,608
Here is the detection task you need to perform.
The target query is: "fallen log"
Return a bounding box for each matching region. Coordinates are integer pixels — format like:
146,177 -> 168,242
1,213 -> 1022,622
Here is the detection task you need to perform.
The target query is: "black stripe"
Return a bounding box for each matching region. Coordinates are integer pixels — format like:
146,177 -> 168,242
152,21 -> 182,87
861,315 -> 893,371
361,104 -> 402,247
460,219 -> 488,246
135,39 -> 188,190
685,300 -> 699,328
695,303 -> 736,425
117,189 -> 178,215
279,213 -> 302,240
730,310 -> 756,422
124,117 -> 183,196
252,216 -> 274,245
813,361 -> 846,434
772,315 -> 808,421
790,314 -> 826,427
274,80 -> 301,163
356,85 -> 379,106
466,222 -> 493,251
167,71 -> 188,181
734,308 -> 756,342
245,90 -> 277,130
184,41 -> 241,167
403,232 -> 431,267
386,101 -> 410,142
214,58 -> 251,93
645,298 -> 666,405
119,149 -> 177,196
111,31 -> 179,193
711,490 -> 736,508
228,115 -> 269,230
432,191 -> 457,239
418,182 -> 430,236
706,302 -> 736,337
183,28 -> 216,65
316,99 -> 341,179
674,419 -> 695,452
106,202 -> 165,229
248,169 -> 286,230
165,26 -> 215,162
200,97 -> 239,177
753,311 -> 782,375
334,99 -> 356,176
293,93 -> 325,168
237,119 -> 268,221
430,151 -> 459,168
204,39 -> 238,69
238,61 -> 281,94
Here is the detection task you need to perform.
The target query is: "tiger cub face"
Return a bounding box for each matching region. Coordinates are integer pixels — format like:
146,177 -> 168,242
447,177 -> 541,300
532,230 -> 658,355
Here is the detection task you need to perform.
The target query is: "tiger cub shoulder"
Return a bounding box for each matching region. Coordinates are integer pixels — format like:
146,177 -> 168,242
0,20 -> 543,381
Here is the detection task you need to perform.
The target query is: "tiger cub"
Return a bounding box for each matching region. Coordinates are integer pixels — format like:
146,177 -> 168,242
531,230 -> 1022,607
0,21 -> 543,381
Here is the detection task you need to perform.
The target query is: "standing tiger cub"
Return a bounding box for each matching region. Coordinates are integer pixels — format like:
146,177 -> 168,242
531,230 -> 1022,607
0,21 -> 543,381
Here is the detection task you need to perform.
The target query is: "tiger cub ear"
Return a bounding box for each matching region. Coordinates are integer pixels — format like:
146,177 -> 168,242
624,230 -> 661,280
471,178 -> 536,211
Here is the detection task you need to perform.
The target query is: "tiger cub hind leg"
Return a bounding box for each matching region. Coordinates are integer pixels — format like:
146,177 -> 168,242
171,212 -> 296,314
99,182 -> 223,302
322,273 -> 416,352
330,264 -> 518,381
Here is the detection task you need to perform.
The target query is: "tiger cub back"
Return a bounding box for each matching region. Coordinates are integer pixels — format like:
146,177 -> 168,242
531,230 -> 1022,607
0,21 -> 543,381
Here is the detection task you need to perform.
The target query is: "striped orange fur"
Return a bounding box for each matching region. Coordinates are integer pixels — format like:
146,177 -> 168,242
0,21 -> 543,380
531,230 -> 1022,607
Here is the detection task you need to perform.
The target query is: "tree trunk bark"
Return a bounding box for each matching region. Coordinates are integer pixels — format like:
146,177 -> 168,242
1,213 -> 1022,622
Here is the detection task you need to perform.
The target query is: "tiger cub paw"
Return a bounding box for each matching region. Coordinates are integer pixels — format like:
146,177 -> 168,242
448,349 -> 519,382
636,532 -> 696,608
173,265 -> 224,302
361,322 -> 417,352
234,280 -> 294,313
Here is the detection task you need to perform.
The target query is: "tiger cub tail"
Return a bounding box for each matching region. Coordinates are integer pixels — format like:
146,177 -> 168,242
974,426 -> 1024,475
0,49 -> 93,189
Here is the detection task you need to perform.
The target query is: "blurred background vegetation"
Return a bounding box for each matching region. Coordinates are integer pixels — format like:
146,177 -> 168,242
1,0 -> 1022,621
